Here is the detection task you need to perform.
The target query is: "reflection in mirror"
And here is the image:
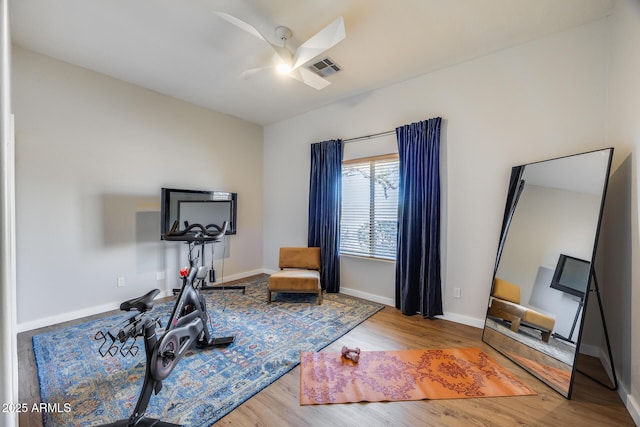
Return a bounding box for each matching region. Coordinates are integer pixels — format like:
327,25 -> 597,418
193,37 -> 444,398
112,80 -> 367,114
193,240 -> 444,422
482,148 -> 613,398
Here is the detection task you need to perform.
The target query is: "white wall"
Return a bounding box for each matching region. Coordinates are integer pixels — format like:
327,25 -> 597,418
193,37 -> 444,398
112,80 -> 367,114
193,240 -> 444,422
499,185 -> 600,294
263,19 -> 609,327
603,0 -> 640,423
12,47 -> 264,330
1,0 -> 18,425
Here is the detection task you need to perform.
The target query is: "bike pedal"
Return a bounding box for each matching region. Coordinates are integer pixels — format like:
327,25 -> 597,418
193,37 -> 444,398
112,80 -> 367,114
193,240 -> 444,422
161,350 -> 176,360
196,336 -> 235,349
212,336 -> 235,346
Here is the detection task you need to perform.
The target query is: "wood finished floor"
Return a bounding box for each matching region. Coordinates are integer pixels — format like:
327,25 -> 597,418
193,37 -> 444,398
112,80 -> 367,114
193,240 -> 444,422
18,277 -> 634,427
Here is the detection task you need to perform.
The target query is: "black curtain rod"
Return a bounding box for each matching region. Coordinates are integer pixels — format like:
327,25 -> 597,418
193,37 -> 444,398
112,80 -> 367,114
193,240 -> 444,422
343,129 -> 395,144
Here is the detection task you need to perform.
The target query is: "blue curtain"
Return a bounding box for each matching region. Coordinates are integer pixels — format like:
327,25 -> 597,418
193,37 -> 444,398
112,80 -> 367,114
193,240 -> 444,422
308,139 -> 343,293
395,118 -> 443,317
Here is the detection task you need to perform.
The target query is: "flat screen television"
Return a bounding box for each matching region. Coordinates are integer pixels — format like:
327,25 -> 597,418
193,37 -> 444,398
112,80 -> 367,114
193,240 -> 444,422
160,187 -> 237,239
550,254 -> 591,298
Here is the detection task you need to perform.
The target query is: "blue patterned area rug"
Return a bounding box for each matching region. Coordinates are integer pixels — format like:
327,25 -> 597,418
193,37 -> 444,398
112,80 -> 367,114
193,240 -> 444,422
33,275 -> 383,426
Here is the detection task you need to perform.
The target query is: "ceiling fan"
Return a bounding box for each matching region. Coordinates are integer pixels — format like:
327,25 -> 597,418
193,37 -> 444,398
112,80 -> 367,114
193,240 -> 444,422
213,11 -> 346,90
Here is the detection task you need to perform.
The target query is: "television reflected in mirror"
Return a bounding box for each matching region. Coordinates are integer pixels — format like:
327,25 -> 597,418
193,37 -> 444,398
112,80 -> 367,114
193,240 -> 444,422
482,148 -> 613,398
550,254 -> 590,298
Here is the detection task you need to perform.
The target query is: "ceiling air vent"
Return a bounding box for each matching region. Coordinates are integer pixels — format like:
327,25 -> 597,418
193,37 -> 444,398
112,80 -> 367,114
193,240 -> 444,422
307,57 -> 342,78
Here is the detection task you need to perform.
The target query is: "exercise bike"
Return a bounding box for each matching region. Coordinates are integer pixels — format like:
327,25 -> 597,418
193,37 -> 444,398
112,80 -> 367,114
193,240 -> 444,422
98,221 -> 235,427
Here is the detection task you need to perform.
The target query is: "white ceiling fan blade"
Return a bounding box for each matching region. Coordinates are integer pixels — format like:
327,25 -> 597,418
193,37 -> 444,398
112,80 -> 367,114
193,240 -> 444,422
292,16 -> 345,70
270,45 -> 293,66
289,67 -> 332,90
213,11 -> 291,64
213,11 -> 266,41
239,65 -> 272,80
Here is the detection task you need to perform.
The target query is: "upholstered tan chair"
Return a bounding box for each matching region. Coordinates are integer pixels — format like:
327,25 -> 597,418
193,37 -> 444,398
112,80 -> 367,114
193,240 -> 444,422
488,277 -> 555,342
268,247 -> 322,305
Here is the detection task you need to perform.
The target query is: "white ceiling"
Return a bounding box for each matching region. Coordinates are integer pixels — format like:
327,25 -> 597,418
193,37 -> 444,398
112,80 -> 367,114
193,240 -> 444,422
9,0 -> 615,125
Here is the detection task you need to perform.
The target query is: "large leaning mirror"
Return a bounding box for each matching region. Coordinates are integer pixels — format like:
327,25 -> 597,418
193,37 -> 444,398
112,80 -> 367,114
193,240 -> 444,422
482,148 -> 613,398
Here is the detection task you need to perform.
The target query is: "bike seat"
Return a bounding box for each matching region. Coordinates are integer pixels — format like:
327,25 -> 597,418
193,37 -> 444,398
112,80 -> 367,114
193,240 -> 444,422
120,289 -> 160,312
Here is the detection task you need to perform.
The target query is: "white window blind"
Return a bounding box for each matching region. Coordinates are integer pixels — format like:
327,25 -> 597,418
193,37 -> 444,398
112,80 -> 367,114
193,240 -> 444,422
340,155 -> 399,260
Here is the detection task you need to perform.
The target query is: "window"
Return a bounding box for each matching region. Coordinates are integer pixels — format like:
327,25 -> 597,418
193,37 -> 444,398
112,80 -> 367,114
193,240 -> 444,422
340,155 -> 399,260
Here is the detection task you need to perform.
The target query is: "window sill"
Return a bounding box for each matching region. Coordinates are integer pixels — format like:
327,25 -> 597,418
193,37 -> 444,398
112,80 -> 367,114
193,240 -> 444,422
340,253 -> 396,264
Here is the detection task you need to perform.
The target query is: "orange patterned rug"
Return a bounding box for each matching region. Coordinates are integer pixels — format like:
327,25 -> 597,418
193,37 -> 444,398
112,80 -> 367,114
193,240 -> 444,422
506,352 -> 572,392
300,347 -> 536,405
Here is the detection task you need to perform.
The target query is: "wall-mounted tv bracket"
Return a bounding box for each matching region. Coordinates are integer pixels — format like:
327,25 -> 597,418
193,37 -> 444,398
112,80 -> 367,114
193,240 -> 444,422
164,221 -> 245,295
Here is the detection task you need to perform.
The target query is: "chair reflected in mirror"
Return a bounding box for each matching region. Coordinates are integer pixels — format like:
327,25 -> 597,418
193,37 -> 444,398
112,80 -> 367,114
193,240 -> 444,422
488,277 -> 555,343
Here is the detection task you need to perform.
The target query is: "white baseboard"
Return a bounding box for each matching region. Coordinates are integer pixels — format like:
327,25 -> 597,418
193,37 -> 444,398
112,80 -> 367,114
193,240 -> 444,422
339,286 -> 394,306
339,287 -> 485,331
439,312 -> 485,329
578,342 -> 601,358
625,391 -> 640,426
17,269 -> 269,333
218,269 -> 267,283
612,377 -> 640,426
17,299 -> 134,333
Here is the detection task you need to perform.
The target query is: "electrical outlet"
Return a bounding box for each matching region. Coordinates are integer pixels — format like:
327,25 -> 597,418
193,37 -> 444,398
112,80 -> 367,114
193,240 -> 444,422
117,277 -> 125,287
453,288 -> 461,298
156,271 -> 165,281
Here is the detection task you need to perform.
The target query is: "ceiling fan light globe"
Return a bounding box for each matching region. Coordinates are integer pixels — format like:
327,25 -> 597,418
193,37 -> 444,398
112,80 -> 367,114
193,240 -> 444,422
277,63 -> 292,74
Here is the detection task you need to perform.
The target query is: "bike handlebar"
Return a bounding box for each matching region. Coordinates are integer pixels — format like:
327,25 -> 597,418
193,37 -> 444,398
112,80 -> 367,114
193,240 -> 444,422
163,220 -> 229,242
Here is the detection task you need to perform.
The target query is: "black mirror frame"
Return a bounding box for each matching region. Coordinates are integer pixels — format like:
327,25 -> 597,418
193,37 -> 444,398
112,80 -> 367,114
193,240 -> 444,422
482,148 -> 614,398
